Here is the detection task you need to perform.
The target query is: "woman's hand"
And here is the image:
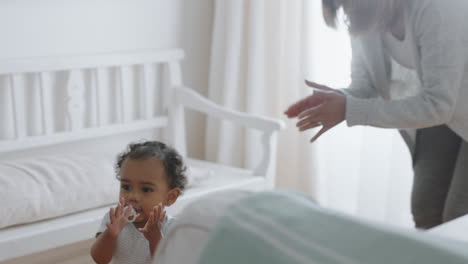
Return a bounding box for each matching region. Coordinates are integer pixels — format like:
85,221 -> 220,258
138,203 -> 166,256
106,197 -> 132,238
285,81 -> 346,143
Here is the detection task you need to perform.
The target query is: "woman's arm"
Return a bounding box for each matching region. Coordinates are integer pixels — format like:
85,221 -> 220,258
338,37 -> 379,99
285,37 -> 376,121
345,0 -> 465,129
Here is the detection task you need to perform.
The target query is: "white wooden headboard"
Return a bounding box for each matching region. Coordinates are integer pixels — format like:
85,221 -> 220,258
0,49 -> 186,155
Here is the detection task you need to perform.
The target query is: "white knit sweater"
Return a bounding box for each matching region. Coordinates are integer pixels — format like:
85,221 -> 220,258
340,0 -> 468,151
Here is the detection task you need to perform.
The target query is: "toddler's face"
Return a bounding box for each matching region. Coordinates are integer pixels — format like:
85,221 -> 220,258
118,158 -> 174,226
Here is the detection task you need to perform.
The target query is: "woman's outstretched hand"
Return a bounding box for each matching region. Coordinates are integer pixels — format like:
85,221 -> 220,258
284,80 -> 346,143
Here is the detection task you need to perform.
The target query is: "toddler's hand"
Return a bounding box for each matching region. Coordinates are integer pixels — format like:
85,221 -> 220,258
138,203 -> 166,256
106,197 -> 132,238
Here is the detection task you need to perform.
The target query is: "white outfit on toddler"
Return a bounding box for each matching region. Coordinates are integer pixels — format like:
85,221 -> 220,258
96,211 -> 174,264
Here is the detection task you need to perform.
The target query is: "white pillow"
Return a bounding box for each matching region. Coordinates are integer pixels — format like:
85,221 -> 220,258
0,152 -> 118,229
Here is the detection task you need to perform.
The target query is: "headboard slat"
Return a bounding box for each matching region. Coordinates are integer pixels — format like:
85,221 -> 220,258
66,70 -> 85,131
119,66 -> 133,123
39,73 -> 54,135
10,75 -> 26,139
95,68 -> 109,127
86,70 -> 97,128
165,61 -> 186,156
142,64 -> 154,119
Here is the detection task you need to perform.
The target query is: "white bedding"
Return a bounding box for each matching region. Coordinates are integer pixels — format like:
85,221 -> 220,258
155,191 -> 468,264
155,190 -> 252,264
0,151 -> 213,230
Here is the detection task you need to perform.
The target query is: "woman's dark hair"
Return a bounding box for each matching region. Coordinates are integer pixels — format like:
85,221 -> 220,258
116,141 -> 187,191
322,0 -> 339,28
322,0 -> 402,35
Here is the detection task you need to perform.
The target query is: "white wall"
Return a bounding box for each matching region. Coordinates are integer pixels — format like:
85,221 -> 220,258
0,0 -> 213,158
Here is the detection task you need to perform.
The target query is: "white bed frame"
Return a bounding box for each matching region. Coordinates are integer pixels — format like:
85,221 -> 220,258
0,49 -> 285,261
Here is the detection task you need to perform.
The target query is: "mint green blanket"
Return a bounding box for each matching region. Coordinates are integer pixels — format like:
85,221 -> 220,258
197,191 -> 468,264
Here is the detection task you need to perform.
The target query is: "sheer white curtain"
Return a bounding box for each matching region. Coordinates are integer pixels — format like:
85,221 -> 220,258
206,0 -> 414,228
205,0 -> 318,193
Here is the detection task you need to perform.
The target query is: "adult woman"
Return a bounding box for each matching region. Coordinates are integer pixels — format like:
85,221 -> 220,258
285,0 -> 468,229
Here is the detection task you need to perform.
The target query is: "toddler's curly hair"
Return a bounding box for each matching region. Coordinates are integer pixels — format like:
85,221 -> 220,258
116,141 -> 187,191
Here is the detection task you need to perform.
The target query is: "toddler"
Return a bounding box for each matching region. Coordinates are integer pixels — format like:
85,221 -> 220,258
90,141 -> 187,264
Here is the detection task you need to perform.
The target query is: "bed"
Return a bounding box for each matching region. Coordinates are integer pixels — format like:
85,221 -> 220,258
155,190 -> 468,264
0,49 -> 285,261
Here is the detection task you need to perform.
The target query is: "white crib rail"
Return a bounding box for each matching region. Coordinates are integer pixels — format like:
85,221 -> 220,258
0,49 -> 184,153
